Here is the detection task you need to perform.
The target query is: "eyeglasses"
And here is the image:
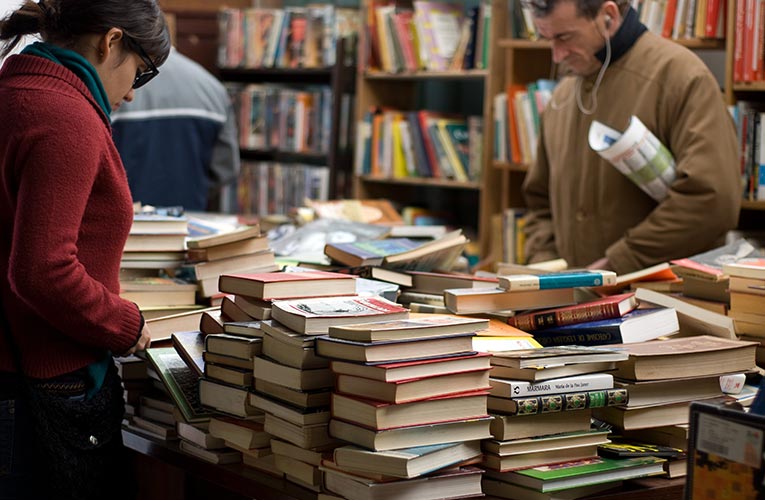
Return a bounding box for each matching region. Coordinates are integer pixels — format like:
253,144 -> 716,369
126,36 -> 159,89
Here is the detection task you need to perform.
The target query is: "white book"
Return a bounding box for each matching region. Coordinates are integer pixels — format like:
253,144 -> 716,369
489,372 -> 614,398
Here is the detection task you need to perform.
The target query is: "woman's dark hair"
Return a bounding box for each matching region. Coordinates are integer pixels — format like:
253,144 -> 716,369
0,0 -> 170,64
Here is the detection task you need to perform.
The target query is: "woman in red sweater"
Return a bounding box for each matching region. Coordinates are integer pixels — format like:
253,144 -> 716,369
0,1 -> 170,498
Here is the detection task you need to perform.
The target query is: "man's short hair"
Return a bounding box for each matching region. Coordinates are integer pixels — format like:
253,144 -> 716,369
523,0 -> 629,19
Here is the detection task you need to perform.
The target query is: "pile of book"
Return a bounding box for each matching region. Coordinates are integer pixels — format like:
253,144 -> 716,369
317,314 -> 495,499
724,258 -> 765,343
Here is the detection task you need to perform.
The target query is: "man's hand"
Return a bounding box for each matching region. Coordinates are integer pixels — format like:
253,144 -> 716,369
587,257 -> 611,271
124,323 -> 152,356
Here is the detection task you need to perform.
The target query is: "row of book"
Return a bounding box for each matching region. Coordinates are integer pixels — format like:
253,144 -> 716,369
355,108 -> 483,181
364,1 -> 493,73
732,0 -> 765,82
227,83 -> 334,154
493,80 -> 556,166
238,161 -> 331,218
732,101 -> 765,201
507,0 -> 725,41
217,5 -> 360,69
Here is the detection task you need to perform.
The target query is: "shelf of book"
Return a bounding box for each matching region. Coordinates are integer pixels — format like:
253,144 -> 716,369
363,70 -> 489,81
732,82 -> 765,92
357,175 -> 482,190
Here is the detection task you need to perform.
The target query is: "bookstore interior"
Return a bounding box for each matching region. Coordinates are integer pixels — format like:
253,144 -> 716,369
8,0 -> 765,498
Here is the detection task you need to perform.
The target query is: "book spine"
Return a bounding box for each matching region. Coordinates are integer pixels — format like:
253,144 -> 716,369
511,388 -> 628,416
508,302 -> 622,331
500,271 -> 617,291
531,326 -> 625,347
496,374 -> 614,398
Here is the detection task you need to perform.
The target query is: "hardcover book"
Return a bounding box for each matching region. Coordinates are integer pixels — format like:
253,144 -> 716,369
218,270 -> 356,300
329,352 -> 491,382
490,346 -> 628,369
327,315 -> 488,342
444,287 -> 576,314
315,334 -> 476,363
270,295 -> 409,335
497,270 -> 617,291
408,270 -> 498,294
144,347 -> 214,424
507,292 -> 638,331
487,388 -> 628,416
529,307 -> 680,347
323,238 -> 422,267
489,372 -> 614,398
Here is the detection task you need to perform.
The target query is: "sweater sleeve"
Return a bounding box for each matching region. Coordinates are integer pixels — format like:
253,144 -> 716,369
523,117 -> 561,264
605,70 -> 741,273
7,96 -> 142,353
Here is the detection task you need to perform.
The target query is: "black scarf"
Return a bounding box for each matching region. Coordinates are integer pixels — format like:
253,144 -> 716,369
594,7 -> 647,65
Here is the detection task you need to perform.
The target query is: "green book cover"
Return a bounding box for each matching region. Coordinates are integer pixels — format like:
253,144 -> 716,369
144,347 -> 214,424
507,456 -> 666,492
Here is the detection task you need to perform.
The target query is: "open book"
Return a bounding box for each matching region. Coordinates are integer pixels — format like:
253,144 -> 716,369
588,115 -> 676,202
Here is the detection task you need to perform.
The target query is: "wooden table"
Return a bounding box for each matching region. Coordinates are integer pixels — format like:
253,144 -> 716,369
124,430 -> 686,500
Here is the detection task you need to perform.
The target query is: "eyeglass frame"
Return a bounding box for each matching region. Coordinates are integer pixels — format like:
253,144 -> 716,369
124,35 -> 159,89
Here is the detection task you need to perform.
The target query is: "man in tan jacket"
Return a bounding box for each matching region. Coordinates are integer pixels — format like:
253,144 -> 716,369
522,0 -> 741,274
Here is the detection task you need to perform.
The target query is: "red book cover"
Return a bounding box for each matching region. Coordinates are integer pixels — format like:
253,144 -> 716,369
506,84 -> 526,165
662,0 -> 678,38
704,0 -> 721,37
507,292 -> 638,331
743,0 -> 755,81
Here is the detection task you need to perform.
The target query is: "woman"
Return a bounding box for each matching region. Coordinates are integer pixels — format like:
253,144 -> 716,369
0,1 -> 170,498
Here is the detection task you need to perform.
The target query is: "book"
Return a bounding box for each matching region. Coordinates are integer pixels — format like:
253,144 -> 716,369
170,330 -> 206,377
249,392 -> 330,427
270,438 -> 333,466
592,401 -> 695,430
186,234 -> 270,262
498,270 -> 617,291
497,456 -> 665,492
489,372 -> 614,398
218,270 -> 356,300
471,335 -> 541,352
328,416 -> 493,452
529,307 -> 680,347
490,361 -> 618,382
204,334 -> 263,360
327,315 -> 488,342
408,270 -> 498,294
597,440 -> 685,459
321,465 -> 483,500
507,292 -> 638,331
130,213 -> 188,234
176,421 -> 226,450
610,335 -> 757,381
329,352 -> 491,382
177,251 -> 276,282
233,294 -> 272,320
270,296 -> 409,335
444,287 -> 577,314
324,238 -> 423,267
687,401 -> 765,500
315,334 -> 475,363
722,258 -> 765,279
671,238 -> 758,282
488,388 -> 628,416
615,374 -> 725,407
330,391 -> 488,430
254,378 -> 331,410
635,287 -> 737,339
490,410 -> 593,441
253,356 -> 333,391
178,441 -> 242,465
483,429 -> 611,456
146,306 -> 219,342
204,363 -> 253,387
185,224 -> 261,249
198,378 -> 261,419
335,369 -> 491,404
490,346 -> 628,369
201,351 -> 252,371
222,320 -> 264,338
208,416 -> 271,450
483,443 -> 602,472
332,441 -> 482,479
263,413 -> 337,449
144,347 -> 214,424
120,277 -> 198,308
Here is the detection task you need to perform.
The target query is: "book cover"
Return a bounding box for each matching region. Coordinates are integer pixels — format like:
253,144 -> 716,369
498,270 -> 617,291
490,346 -> 628,369
507,292 -> 638,331
144,347 -> 214,424
327,315 -> 488,342
324,238 -> 422,267
315,333 -> 476,363
489,372 -> 614,398
597,440 -> 685,459
529,307 -> 679,347
487,388 -> 628,416
330,352 -> 491,382
170,330 -> 206,378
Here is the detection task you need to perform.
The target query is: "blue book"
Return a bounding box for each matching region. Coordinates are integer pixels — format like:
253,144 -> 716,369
324,238 -> 422,267
531,308 -> 679,347
498,270 -> 617,291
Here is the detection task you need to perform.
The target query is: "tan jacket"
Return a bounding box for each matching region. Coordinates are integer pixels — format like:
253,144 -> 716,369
523,32 -> 740,274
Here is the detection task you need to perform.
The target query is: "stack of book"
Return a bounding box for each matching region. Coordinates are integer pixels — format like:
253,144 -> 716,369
591,335 -> 757,474
119,276 -> 198,314
122,212 -> 188,269
317,315 -> 494,499
396,270 -> 498,313
178,224 -> 278,299
483,347 -> 628,473
723,258 -> 765,344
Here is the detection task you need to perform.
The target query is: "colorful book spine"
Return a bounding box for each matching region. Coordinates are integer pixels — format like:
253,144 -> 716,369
503,388 -> 628,416
508,297 -> 631,331
490,372 -> 614,398
498,271 -> 617,291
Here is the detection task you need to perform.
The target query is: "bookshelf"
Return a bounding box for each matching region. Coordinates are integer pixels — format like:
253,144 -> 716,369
352,0 -> 503,260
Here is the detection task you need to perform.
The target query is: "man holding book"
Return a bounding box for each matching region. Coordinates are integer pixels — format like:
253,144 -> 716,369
521,0 -> 740,274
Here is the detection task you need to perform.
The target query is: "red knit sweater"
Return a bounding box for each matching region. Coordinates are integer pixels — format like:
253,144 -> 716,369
0,55 -> 142,378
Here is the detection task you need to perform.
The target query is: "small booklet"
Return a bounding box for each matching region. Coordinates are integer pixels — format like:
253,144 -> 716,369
588,115 -> 676,202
